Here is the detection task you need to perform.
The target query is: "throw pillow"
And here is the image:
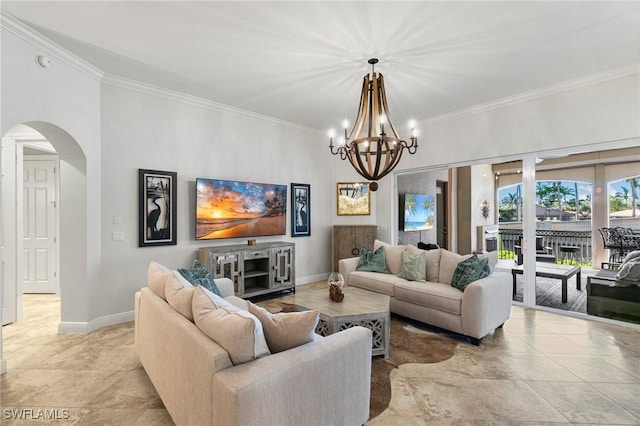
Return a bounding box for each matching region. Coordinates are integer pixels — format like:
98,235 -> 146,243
621,250 -> 640,265
373,240 -> 407,275
247,302 -> 319,353
192,287 -> 270,365
356,245 -> 389,273
615,259 -> 640,282
450,255 -> 490,292
439,250 -> 472,285
164,270 -> 196,321
224,295 -> 249,310
148,261 -> 172,300
406,245 -> 442,282
397,250 -> 427,282
177,260 -> 221,296
477,251 -> 498,273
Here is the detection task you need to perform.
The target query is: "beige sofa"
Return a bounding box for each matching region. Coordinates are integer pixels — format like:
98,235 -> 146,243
135,272 -> 372,426
339,240 -> 512,345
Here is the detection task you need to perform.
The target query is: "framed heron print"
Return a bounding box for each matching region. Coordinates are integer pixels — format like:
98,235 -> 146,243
291,183 -> 310,237
138,169 -> 177,246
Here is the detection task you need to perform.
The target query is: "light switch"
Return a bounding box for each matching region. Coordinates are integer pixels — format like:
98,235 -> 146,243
112,231 -> 125,241
113,215 -> 121,224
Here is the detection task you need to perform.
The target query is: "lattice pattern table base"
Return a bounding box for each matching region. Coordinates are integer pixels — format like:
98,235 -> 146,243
316,315 -> 389,358
293,286 -> 391,358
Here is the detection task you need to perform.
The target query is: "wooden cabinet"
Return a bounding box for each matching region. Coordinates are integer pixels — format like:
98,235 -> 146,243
198,242 -> 295,298
332,225 -> 377,271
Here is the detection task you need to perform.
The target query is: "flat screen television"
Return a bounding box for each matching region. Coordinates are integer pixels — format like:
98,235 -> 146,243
402,193 -> 435,231
196,178 -> 287,240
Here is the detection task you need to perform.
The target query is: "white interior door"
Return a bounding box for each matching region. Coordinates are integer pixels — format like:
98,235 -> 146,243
22,159 -> 58,294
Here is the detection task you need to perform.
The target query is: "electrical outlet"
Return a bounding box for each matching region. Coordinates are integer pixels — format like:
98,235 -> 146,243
112,231 -> 125,241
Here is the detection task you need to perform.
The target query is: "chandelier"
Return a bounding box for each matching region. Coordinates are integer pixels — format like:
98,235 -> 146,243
329,58 -> 418,191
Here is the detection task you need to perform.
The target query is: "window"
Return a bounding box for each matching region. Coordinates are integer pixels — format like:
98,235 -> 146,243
498,180 -> 592,223
609,175 -> 640,220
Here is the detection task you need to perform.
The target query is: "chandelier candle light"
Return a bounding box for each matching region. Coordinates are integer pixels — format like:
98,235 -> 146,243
329,58 -> 418,191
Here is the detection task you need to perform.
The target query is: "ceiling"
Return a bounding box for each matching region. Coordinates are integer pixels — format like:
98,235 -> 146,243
2,1 -> 639,132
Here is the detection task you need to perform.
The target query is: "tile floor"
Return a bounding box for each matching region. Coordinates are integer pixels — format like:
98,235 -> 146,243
2,288 -> 639,425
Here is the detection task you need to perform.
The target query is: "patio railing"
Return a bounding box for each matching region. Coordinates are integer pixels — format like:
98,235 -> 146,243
498,228 -> 592,265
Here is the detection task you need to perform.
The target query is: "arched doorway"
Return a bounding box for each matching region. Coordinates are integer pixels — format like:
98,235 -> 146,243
1,121 -> 88,373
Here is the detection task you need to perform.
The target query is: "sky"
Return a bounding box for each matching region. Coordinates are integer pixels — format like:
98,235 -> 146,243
498,180 -> 593,204
498,178 -> 639,208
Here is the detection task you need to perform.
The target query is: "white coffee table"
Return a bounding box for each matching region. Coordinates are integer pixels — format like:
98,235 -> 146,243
293,286 -> 390,358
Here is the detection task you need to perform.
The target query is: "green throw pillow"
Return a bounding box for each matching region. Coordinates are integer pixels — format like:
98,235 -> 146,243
177,260 -> 221,296
356,245 -> 389,273
450,255 -> 489,292
398,250 -> 427,282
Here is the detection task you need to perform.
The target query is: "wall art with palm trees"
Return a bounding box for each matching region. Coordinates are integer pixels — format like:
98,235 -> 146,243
138,169 -> 177,246
402,193 -> 435,231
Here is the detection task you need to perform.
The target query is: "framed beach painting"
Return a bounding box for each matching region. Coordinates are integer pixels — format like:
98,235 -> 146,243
138,169 -> 177,247
402,193 -> 435,231
337,182 -> 370,215
291,183 -> 311,237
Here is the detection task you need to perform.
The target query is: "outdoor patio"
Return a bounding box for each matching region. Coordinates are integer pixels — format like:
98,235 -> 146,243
495,259 -> 600,315
497,218 -> 640,268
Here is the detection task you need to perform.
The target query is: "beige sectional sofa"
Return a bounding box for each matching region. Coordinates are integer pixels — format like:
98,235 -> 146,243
339,240 -> 512,345
135,264 -> 372,426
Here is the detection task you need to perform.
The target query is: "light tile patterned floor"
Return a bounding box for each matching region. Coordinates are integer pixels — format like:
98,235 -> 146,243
2,289 -> 639,425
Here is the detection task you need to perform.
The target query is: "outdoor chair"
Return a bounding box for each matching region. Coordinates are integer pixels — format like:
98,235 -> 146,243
615,227 -> 640,251
598,227 -> 626,269
514,236 -> 555,265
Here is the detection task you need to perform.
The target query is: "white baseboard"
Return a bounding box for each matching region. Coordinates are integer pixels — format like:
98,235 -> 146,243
0,358 -> 7,375
58,310 -> 134,334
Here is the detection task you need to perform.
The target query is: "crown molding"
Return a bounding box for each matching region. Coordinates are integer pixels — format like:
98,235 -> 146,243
421,64 -> 640,126
1,11 -> 104,81
101,74 -> 320,134
2,10 -> 317,133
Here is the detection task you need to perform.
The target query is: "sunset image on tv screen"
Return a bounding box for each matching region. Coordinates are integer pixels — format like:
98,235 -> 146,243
196,178 -> 287,240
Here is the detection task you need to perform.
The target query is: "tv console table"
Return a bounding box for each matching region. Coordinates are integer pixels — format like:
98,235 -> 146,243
198,242 -> 295,299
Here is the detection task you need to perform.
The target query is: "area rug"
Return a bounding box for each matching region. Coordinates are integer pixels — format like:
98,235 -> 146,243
368,317 -> 459,419
511,274 -> 587,313
259,302 -> 460,421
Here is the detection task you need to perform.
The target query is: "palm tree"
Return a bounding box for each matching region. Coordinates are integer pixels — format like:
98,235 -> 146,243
404,194 -> 417,218
626,177 -> 639,217
501,192 -> 518,210
501,190 -> 523,222
423,197 -> 435,226
515,184 -> 523,221
574,181 -> 579,220
579,194 -> 592,219
554,182 -> 575,214
617,186 -> 631,208
423,196 -> 434,213
536,182 -> 554,219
